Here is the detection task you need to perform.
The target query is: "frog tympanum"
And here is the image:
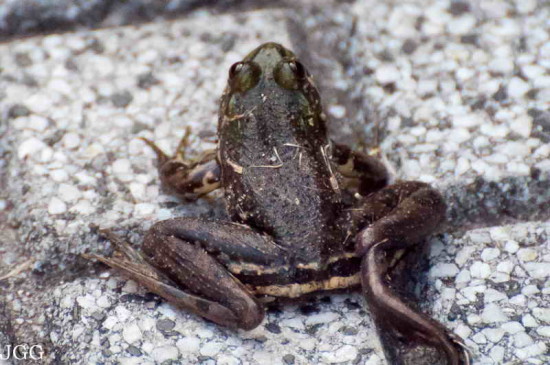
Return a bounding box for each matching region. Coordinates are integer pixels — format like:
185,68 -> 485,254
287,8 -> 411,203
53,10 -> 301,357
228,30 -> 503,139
89,43 -> 469,365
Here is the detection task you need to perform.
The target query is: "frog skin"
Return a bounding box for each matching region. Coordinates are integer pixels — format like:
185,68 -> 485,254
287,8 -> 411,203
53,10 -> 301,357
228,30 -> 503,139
88,43 -> 470,365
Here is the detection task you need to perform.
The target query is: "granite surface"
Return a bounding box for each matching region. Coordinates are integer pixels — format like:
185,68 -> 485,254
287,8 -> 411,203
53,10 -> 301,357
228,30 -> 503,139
0,0 -> 549,364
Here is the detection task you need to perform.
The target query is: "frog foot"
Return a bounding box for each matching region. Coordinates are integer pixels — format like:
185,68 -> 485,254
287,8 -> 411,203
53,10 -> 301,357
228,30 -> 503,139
138,129 -> 221,200
139,126 -> 192,165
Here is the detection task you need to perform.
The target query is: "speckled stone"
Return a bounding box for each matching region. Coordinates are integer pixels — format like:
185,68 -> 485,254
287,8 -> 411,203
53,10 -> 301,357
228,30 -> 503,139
0,1 -> 549,365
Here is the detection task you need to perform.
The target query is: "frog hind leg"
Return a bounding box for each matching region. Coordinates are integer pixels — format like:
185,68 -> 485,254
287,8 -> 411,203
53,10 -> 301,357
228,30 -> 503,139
354,181 -> 469,365
90,219 -> 289,330
85,237 -> 241,328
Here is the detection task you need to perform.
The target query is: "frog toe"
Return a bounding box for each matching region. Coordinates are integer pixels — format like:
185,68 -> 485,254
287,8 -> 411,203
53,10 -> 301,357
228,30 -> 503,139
139,137 -> 170,166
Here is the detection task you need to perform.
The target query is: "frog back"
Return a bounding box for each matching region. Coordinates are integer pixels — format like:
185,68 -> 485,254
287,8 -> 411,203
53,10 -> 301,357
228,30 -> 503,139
219,104 -> 345,261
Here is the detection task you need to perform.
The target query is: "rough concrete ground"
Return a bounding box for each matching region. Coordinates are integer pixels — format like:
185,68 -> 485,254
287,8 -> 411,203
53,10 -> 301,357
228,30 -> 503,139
0,0 -> 549,364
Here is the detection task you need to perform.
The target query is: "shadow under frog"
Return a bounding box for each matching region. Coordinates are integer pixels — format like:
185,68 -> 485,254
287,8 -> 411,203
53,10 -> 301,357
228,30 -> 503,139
86,43 -> 470,365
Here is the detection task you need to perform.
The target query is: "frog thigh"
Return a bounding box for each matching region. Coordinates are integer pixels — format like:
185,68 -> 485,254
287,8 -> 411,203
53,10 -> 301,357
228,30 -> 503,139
144,218 -> 289,269
354,181 -> 445,253
138,217 -> 296,329
146,219 -> 361,301
85,235 -> 242,329
354,182 -> 469,365
95,219 -> 287,330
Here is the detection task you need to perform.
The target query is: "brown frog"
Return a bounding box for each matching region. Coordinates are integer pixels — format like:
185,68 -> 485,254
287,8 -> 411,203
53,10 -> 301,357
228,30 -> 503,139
88,42 -> 469,365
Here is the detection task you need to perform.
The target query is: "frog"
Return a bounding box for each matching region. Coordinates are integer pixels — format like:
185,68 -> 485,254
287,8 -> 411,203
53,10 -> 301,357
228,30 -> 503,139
87,42 -> 470,365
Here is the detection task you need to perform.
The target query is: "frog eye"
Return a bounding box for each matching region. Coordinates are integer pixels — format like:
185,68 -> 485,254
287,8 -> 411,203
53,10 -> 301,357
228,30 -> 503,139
229,62 -> 244,79
228,61 -> 261,93
288,61 -> 307,79
274,60 -> 308,90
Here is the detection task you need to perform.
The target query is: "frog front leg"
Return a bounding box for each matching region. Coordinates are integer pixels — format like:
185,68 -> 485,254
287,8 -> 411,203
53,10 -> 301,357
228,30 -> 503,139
354,181 -> 469,365
331,143 -> 389,195
89,218 -> 289,330
140,129 -> 221,200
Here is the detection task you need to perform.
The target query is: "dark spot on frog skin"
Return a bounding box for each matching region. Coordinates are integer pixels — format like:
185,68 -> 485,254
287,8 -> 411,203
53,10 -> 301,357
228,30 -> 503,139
196,299 -> 211,313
